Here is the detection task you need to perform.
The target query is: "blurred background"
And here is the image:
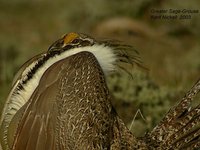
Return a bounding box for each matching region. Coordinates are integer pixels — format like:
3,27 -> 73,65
0,0 -> 200,137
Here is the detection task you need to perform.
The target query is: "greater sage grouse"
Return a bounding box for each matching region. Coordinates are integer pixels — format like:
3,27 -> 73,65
0,32 -> 200,150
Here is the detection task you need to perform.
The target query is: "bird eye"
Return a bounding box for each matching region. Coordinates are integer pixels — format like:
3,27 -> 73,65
72,39 -> 80,44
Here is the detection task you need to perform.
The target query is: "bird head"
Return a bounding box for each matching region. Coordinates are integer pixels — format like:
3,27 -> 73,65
0,32 -> 142,149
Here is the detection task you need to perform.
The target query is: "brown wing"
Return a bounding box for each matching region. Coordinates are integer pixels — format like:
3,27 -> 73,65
10,51 -> 115,150
145,79 -> 200,149
10,53 -> 67,150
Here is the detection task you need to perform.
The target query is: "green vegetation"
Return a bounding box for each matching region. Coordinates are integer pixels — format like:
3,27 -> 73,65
107,70 -> 184,136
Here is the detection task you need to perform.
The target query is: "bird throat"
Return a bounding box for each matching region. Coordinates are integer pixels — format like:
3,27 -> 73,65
0,34 -> 117,149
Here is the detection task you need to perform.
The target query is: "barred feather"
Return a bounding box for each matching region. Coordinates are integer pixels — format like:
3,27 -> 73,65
145,78 -> 200,149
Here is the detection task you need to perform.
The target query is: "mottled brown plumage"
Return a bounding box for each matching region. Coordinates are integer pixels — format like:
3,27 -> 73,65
12,52 -> 115,149
0,32 -> 200,150
145,78 -> 200,149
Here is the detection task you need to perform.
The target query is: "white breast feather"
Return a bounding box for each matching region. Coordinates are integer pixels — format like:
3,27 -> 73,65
0,44 -> 117,131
